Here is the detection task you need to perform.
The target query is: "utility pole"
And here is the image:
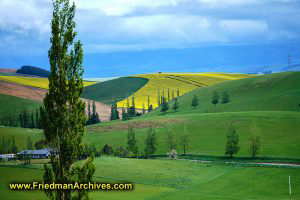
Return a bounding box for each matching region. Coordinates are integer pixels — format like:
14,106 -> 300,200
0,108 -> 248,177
289,176 -> 292,195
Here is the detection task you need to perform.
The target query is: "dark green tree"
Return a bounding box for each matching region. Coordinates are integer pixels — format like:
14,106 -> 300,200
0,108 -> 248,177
122,108 -> 129,121
35,108 -> 41,129
131,95 -> 136,115
225,123 -> 240,158
172,89 -> 174,100
110,101 -> 119,121
144,126 -> 157,158
172,98 -> 179,112
167,88 -> 170,101
157,90 -> 161,106
142,103 -> 145,115
102,144 -> 113,156
27,136 -> 33,150
167,129 -> 177,151
211,91 -> 219,106
126,125 -> 138,156
147,95 -> 150,111
91,100 -> 101,124
148,104 -> 153,112
180,126 -> 189,155
30,111 -> 35,128
11,136 -> 18,154
160,97 -> 169,115
177,88 -> 180,97
191,95 -> 199,109
41,1 -> 94,199
221,91 -> 230,104
250,136 -> 261,158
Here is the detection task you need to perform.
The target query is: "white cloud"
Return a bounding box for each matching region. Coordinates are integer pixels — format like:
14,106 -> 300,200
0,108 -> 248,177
0,0 -> 299,54
220,20 -> 268,34
74,0 -> 186,16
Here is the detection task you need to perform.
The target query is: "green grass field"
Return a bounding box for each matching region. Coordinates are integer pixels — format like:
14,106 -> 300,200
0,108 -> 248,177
1,72 -> 300,199
0,94 -> 42,117
1,157 -> 299,200
146,72 -> 300,116
81,77 -> 148,105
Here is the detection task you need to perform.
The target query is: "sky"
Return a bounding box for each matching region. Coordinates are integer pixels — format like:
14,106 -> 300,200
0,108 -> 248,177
0,0 -> 300,77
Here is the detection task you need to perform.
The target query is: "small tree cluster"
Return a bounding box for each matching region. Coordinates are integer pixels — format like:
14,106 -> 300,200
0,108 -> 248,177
87,100 -> 101,125
0,108 -> 42,129
110,101 -> 119,121
0,136 -> 18,154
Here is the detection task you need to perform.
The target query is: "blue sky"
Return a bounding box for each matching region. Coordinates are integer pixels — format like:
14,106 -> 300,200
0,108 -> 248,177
0,0 -> 300,77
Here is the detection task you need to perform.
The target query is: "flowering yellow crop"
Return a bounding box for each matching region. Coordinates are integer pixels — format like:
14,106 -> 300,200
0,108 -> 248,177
0,76 -> 96,89
117,73 -> 254,109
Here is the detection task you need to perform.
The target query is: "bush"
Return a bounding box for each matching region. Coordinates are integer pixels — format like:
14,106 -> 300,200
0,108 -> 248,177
114,146 -> 128,158
167,149 -> 178,160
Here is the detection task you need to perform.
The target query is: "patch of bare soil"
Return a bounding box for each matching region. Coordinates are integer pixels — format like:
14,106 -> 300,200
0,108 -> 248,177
0,80 -> 46,102
0,68 -> 17,73
0,80 -> 114,122
86,118 -> 185,133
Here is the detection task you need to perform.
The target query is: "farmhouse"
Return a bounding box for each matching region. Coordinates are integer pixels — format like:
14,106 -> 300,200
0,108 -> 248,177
17,149 -> 51,159
0,154 -> 16,160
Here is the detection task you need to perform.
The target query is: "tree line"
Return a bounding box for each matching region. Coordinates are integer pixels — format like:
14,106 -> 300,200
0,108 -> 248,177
0,108 -> 43,129
159,90 -> 231,114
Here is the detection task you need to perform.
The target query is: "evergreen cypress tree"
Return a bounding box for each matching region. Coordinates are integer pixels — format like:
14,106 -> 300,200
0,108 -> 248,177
172,89 -> 174,100
160,97 -> 169,115
177,88 -> 180,97
167,88 -> 170,101
144,126 -> 157,158
131,95 -> 136,115
126,125 -> 138,156
35,109 -> 40,129
157,90 -> 161,106
11,136 -> 18,154
147,95 -> 150,111
212,91 -> 219,106
191,95 -> 199,109
225,123 -> 240,158
30,111 -> 35,128
142,103 -> 145,115
221,91 -> 230,104
172,98 -> 179,112
41,1 -> 95,199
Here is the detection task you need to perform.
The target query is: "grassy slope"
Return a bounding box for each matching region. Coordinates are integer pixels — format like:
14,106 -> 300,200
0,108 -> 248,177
85,111 -> 300,158
1,158 -> 300,200
2,110 -> 300,158
81,77 -> 148,105
0,94 -> 42,116
147,72 -> 300,116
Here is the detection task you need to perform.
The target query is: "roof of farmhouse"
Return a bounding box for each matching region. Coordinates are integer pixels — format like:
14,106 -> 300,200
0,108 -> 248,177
18,149 -> 50,155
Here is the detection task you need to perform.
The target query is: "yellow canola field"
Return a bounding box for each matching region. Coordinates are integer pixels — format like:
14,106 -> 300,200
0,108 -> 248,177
117,73 -> 254,109
0,76 -> 96,89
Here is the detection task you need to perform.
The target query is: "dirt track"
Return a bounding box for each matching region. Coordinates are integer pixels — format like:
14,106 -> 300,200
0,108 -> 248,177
0,80 -> 115,122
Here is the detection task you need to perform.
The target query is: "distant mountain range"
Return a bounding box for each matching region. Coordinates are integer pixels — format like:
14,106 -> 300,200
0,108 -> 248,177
1,43 -> 299,77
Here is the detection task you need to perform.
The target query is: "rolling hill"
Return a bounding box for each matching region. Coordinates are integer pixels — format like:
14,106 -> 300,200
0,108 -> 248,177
146,71 -> 300,115
0,76 -> 96,89
0,94 -> 42,117
81,77 -> 149,105
116,73 -> 253,109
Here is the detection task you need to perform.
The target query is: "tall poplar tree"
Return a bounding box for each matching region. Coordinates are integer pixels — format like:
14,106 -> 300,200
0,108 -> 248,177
41,1 -> 95,199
